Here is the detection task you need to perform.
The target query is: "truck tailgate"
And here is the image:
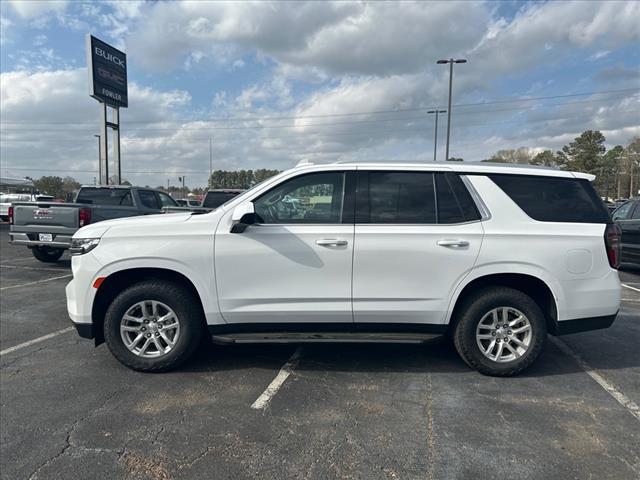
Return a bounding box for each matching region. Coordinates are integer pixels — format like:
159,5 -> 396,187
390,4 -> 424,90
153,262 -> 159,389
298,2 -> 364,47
12,202 -> 79,230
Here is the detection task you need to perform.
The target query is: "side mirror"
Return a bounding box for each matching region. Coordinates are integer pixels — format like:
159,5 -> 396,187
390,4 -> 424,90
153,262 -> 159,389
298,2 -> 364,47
230,202 -> 256,233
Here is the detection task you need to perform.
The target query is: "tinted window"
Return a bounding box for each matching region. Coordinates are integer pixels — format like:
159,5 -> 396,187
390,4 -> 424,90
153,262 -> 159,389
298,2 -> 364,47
76,188 -> 133,206
631,203 -> 640,220
139,190 -> 160,209
157,192 -> 177,207
436,173 -> 480,223
254,172 -> 344,224
363,172 -> 436,224
489,175 -> 610,223
202,191 -> 241,208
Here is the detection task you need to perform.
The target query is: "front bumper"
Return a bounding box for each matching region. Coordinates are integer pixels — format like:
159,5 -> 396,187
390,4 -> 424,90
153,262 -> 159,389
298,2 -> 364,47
10,232 -> 72,249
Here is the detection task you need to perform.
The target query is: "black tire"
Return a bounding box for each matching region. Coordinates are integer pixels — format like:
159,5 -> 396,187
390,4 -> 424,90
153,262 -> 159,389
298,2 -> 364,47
31,246 -> 64,263
452,287 -> 546,376
103,280 -> 205,372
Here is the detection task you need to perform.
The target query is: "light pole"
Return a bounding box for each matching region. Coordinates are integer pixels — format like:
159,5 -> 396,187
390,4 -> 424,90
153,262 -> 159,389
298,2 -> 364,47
436,58 -> 467,161
427,109 -> 446,161
93,134 -> 101,183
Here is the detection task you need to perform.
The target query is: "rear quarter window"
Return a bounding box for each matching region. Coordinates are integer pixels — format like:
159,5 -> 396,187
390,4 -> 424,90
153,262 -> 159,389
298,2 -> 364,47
488,174 -> 610,223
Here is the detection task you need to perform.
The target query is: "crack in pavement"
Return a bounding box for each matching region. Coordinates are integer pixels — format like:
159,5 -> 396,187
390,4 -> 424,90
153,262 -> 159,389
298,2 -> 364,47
27,389 -> 122,480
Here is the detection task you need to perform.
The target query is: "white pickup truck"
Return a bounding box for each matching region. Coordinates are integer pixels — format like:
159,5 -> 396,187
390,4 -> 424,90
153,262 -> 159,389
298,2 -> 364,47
65,162 -> 620,376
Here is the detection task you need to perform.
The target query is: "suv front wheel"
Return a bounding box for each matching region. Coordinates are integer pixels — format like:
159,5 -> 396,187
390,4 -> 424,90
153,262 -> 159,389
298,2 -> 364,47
103,280 -> 205,372
453,287 -> 546,376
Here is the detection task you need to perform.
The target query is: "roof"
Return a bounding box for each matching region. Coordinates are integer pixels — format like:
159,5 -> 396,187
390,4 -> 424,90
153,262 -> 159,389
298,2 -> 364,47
293,160 -> 594,180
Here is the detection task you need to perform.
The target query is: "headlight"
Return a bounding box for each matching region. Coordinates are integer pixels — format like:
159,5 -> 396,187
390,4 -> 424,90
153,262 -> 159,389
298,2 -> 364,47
69,238 -> 100,255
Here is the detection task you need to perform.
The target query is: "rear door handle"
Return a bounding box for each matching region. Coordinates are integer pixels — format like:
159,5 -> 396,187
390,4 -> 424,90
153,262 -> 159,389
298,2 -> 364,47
437,239 -> 469,248
316,238 -> 348,247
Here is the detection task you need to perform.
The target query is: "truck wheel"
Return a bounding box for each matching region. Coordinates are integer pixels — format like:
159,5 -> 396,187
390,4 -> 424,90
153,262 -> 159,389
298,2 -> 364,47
31,247 -> 64,263
452,287 -> 546,377
103,280 -> 205,372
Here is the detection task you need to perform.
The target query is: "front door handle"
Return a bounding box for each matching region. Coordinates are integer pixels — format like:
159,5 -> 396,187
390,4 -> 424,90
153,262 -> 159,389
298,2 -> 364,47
437,239 -> 469,248
316,238 -> 348,247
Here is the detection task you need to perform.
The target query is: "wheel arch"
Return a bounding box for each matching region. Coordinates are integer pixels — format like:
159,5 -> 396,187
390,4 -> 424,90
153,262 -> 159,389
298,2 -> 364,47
91,267 -> 206,346
447,272 -> 558,334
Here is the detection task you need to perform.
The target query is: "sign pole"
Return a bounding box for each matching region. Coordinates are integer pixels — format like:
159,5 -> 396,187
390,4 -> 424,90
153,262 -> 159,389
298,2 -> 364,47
86,34 -> 127,186
100,103 -> 109,185
113,107 -> 121,184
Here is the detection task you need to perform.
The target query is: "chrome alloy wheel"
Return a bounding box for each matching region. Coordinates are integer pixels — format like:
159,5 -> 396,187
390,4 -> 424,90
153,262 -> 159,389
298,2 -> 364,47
475,307 -> 532,363
120,300 -> 180,358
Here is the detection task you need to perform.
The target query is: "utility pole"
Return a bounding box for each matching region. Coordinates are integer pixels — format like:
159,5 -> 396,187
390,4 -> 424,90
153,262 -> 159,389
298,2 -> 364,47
209,137 -> 213,189
94,134 -> 101,181
167,179 -> 170,191
427,110 -> 446,161
436,58 -> 467,161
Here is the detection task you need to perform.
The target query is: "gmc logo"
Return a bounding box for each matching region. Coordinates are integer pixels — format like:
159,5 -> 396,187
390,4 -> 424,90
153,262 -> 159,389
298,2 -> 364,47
33,209 -> 52,218
94,47 -> 125,68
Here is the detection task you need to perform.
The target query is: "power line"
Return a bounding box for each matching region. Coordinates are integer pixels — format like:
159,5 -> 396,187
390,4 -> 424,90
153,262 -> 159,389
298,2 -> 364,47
2,107 -> 637,143
0,87 -> 637,127
1,93 -> 636,134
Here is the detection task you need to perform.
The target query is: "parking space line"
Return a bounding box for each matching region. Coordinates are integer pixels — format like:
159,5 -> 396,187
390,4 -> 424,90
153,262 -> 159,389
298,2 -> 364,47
251,347 -> 302,410
1,265 -> 68,272
0,327 -> 74,357
0,257 -> 35,263
550,337 -> 640,421
621,283 -> 640,293
0,274 -> 72,291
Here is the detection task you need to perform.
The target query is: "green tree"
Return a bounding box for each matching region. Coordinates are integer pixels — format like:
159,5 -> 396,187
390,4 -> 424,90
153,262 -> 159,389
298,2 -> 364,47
33,176 -> 65,198
531,150 -> 559,167
447,157 -> 463,162
556,130 -> 606,173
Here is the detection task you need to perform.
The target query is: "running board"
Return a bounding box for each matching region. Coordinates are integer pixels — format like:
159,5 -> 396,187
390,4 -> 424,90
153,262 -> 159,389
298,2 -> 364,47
210,332 -> 443,345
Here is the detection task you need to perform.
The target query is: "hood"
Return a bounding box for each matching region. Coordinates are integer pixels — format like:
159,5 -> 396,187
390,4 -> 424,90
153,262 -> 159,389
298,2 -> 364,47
74,212 -> 193,239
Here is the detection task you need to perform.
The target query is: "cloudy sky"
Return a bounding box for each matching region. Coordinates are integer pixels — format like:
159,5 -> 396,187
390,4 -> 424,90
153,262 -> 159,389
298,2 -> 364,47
1,0 -> 639,188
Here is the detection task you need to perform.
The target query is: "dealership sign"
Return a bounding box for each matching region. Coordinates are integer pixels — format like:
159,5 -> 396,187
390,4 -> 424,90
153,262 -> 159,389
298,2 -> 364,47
86,35 -> 128,108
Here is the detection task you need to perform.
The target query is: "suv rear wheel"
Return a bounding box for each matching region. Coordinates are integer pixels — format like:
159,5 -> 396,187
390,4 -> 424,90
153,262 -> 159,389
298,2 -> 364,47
31,246 -> 64,263
103,280 -> 205,372
453,287 -> 546,376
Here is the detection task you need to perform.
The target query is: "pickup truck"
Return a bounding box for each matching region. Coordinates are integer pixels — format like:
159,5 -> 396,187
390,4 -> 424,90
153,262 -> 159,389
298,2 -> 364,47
9,185 -> 187,262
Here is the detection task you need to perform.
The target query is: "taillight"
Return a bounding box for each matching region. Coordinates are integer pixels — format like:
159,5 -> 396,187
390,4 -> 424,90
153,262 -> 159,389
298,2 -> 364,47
79,207 -> 92,227
8,206 -> 13,225
604,223 -> 622,269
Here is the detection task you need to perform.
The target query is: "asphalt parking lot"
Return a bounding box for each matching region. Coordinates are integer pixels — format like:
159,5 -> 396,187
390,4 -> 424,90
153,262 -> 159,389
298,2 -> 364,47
1,223 -> 639,480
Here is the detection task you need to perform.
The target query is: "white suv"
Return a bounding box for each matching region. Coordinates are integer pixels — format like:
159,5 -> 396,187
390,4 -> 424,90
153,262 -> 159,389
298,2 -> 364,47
65,162 -> 621,376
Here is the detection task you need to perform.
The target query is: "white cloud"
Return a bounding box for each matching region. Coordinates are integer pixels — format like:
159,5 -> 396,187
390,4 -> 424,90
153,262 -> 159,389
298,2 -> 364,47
9,0 -> 68,19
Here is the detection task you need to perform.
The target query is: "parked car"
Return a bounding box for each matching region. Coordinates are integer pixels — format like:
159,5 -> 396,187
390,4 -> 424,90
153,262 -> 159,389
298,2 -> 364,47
611,198 -> 640,266
66,162 -> 620,376
9,185 -> 187,262
201,189 -> 244,209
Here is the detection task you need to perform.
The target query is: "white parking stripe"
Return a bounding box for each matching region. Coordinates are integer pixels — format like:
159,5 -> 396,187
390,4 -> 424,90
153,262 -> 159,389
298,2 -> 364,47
0,257 -> 35,263
1,264 -> 67,272
0,327 -> 74,357
0,274 -> 72,291
550,337 -> 640,422
251,347 -> 302,410
622,283 -> 640,293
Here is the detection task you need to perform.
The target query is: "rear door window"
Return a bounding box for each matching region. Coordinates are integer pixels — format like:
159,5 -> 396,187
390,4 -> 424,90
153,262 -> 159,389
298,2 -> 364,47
357,171 -> 436,224
139,190 -> 160,209
488,174 -> 610,223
